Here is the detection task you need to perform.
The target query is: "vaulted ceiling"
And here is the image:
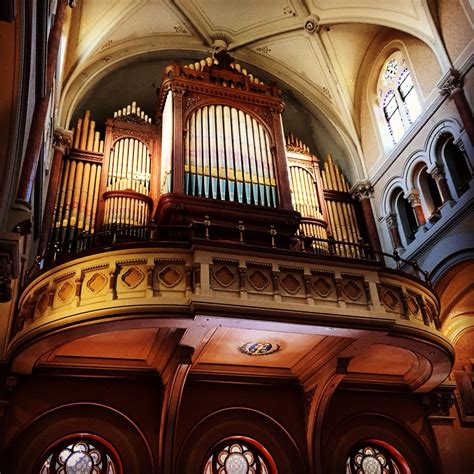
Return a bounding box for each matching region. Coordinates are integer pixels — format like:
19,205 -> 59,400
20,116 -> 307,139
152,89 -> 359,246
60,0 -> 445,181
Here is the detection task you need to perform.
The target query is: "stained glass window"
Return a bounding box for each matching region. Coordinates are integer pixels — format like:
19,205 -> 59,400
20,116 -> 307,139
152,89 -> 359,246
39,436 -> 121,474
383,92 -> 405,144
203,438 -> 275,474
378,52 -> 421,145
345,443 -> 404,474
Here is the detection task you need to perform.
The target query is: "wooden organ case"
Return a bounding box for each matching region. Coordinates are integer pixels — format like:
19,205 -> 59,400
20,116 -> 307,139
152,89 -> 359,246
154,52 -> 300,235
286,134 -> 368,257
98,103 -> 158,237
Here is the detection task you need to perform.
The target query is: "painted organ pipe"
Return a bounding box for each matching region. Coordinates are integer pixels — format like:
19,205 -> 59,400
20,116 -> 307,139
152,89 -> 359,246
103,137 -> 151,232
49,110 -> 104,249
184,105 -> 277,207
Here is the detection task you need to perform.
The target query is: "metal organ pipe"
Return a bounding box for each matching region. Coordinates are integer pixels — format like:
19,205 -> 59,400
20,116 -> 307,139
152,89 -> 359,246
104,137 -> 151,232
49,110 -> 104,250
183,105 -> 277,207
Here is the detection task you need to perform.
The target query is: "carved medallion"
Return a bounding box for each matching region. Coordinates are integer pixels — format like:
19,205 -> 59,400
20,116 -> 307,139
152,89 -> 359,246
57,281 -> 74,303
380,288 -> 399,310
247,269 -> 270,291
157,265 -> 183,288
121,267 -> 144,288
280,273 -> 301,294
36,292 -> 49,313
213,265 -> 236,288
238,341 -> 280,356
342,280 -> 363,301
86,273 -> 107,293
312,276 -> 333,297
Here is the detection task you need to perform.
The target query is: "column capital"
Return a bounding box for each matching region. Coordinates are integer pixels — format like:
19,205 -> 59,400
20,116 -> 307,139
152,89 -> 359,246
431,163 -> 446,181
385,212 -> 398,229
406,189 -> 422,206
52,128 -> 73,153
352,180 -> 374,201
439,68 -> 463,97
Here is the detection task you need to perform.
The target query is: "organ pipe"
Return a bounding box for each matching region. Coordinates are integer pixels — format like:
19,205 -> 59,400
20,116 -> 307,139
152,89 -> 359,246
322,153 -> 363,257
184,105 -> 277,207
48,110 -> 104,250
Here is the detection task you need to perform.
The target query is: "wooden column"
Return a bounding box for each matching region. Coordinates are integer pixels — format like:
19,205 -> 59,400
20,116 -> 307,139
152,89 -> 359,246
16,0 -> 73,204
272,111 -> 293,209
407,190 -> 426,226
440,68 -> 474,146
172,90 -> 184,194
38,129 -> 72,255
352,181 -> 383,257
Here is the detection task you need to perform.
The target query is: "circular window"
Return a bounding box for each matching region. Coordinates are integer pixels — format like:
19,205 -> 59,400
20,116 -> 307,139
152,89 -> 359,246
38,434 -> 122,474
345,441 -> 408,474
203,436 -> 277,474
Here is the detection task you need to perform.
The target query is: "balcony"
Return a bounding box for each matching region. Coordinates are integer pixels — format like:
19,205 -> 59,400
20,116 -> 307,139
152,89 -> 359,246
11,221 -> 453,392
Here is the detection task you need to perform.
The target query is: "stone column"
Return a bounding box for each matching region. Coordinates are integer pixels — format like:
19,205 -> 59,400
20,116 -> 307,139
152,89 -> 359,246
385,213 -> 402,250
38,129 -> 73,256
431,163 -> 453,204
407,190 -> 426,226
439,68 -> 474,146
352,181 -> 383,259
422,386 -> 457,474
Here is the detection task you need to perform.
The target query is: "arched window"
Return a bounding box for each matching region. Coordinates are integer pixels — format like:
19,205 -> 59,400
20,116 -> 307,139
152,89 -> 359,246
345,441 -> 408,474
394,191 -> 417,244
38,434 -> 122,474
378,52 -> 422,145
202,436 -> 277,474
416,166 -> 443,219
439,135 -> 472,197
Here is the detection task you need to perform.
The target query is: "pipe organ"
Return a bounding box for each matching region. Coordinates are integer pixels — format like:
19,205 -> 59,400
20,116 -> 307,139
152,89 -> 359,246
46,55 -> 369,255
322,155 -> 365,257
100,102 -> 158,237
286,135 -> 366,256
286,134 -> 328,248
49,110 -> 104,249
154,52 -> 298,234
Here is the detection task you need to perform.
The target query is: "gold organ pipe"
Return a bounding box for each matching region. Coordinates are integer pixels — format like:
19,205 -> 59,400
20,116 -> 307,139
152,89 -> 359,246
80,111 -> 90,150
84,164 -> 97,231
77,162 -> 91,230
73,119 -> 82,149
99,140 -> 104,154
55,159 -> 71,230
69,161 -> 84,228
87,120 -> 95,151
321,169 -> 328,189
90,164 -> 100,232
62,160 -> 77,228
93,131 -> 100,152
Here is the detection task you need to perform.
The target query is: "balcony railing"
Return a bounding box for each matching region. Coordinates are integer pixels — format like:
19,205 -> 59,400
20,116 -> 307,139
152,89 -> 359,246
26,219 -> 432,286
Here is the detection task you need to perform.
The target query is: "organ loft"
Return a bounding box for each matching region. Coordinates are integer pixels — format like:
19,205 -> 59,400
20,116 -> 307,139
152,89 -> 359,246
46,51 -> 373,257
2,4 -> 473,470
